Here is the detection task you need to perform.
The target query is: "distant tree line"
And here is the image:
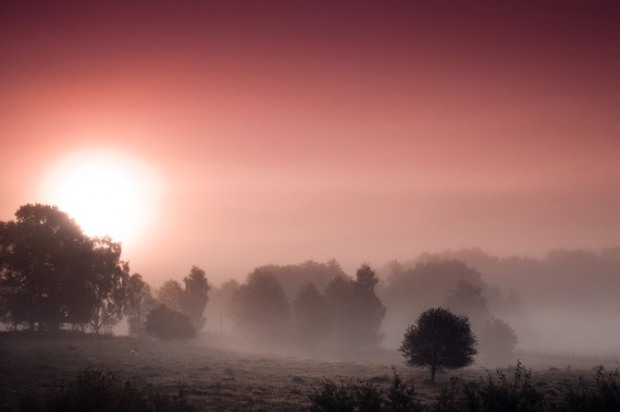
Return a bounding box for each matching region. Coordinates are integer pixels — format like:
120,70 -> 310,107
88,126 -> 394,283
223,262 -> 386,355
2,203 -> 524,365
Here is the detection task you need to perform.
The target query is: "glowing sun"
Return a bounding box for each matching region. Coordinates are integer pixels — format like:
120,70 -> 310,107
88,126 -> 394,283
42,149 -> 162,245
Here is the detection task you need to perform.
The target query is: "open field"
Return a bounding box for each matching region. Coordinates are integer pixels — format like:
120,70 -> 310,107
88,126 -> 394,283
1,333 -> 618,411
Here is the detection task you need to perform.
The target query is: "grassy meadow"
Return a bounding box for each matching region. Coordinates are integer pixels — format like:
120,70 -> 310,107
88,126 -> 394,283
1,332 -> 618,411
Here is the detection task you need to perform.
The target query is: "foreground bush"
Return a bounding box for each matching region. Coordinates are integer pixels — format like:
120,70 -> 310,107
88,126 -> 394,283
559,367 -> 620,412
19,368 -> 195,412
432,361 -> 545,412
308,371 -> 422,412
308,363 -> 620,411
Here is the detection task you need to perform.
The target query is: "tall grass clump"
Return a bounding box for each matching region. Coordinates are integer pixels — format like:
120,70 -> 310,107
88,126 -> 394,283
559,367 -> 620,412
19,367 -> 195,412
431,361 -> 545,412
308,371 -> 422,412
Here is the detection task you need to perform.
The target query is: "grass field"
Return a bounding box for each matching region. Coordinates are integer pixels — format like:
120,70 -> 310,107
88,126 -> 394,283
1,333 -> 618,411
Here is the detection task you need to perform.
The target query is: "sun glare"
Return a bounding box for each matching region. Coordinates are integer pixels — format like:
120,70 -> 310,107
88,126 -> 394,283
41,149 -> 162,246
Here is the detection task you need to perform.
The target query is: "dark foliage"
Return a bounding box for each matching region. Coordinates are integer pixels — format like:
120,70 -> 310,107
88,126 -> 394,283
560,367 -> 620,412
19,367 -> 195,412
145,304 -> 196,340
308,372 -> 422,412
400,307 -> 477,383
386,372 -> 423,412
0,204 -> 128,333
324,264 -> 386,352
431,361 -> 545,412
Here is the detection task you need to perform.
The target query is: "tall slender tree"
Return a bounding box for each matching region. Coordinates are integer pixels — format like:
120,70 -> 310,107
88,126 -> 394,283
181,265 -> 210,330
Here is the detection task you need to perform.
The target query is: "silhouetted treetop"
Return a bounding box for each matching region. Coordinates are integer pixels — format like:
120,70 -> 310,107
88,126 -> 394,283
400,307 -> 477,383
0,204 -> 129,333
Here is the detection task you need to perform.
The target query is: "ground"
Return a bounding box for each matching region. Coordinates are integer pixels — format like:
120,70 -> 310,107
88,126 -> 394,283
0,333 -> 617,411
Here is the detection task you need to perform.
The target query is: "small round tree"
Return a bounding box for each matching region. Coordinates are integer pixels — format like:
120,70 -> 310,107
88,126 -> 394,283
400,307 -> 477,384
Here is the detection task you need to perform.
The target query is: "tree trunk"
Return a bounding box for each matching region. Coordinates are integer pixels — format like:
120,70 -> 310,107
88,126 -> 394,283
430,364 -> 436,384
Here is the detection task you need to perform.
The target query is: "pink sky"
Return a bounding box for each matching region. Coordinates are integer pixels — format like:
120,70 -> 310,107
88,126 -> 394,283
2,1 -> 619,285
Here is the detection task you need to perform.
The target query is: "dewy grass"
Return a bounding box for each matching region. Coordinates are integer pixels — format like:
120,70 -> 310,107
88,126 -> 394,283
20,367 -> 195,412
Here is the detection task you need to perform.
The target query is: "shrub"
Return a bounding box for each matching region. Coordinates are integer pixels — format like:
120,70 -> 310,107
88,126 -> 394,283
145,304 -> 196,340
385,372 -> 423,412
308,372 -> 420,412
560,367 -> 620,412
431,361 -> 545,412
309,378 -> 363,412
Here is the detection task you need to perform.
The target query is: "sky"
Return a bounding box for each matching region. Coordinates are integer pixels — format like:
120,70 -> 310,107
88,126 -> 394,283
1,1 -> 620,286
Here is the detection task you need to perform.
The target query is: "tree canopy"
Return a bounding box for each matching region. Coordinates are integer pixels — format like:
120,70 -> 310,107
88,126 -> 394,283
157,266 -> 210,331
0,204 -> 129,333
324,264 -> 386,352
231,271 -> 290,347
400,307 -> 477,383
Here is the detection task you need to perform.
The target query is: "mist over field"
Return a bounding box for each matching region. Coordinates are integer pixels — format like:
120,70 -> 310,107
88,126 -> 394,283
2,0 -> 620,410
198,248 -> 620,361
2,206 -> 620,410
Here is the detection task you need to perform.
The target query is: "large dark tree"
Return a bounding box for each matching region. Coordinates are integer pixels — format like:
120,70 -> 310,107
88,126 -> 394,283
0,204 -> 129,332
400,307 -> 477,384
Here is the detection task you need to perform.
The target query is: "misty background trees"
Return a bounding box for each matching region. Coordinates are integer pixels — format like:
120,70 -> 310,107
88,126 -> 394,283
223,262 -> 385,355
3,203 -> 620,364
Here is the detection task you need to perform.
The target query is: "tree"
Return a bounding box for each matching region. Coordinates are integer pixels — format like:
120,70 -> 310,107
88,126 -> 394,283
400,307 -> 477,384
324,264 -> 386,353
156,266 -> 211,332
145,304 -> 196,340
292,283 -> 331,351
181,266 -> 210,330
251,260 -> 346,299
382,259 -> 484,349
157,280 -> 183,313
207,279 -> 239,334
478,317 -> 518,365
86,238 -> 130,334
231,271 -> 290,347
0,204 -> 129,332
124,273 -> 156,336
444,280 -> 517,365
444,280 -> 488,320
